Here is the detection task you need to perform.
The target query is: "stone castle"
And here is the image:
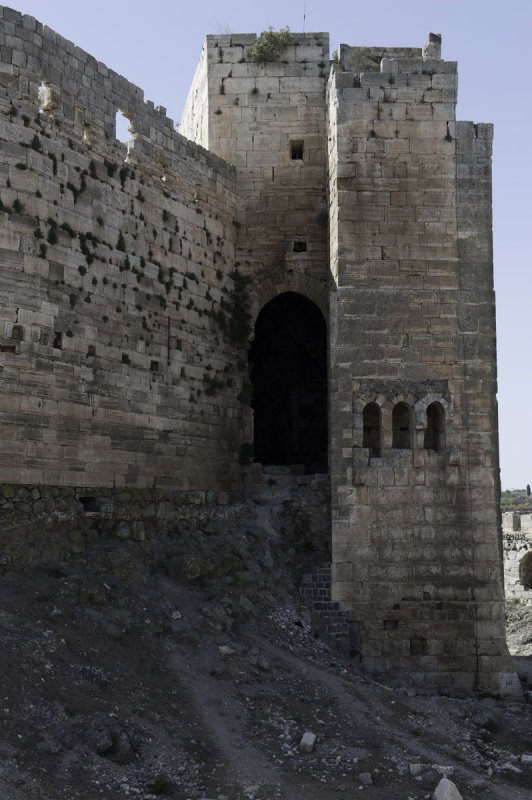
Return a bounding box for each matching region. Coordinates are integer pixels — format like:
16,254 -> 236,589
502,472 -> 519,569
0,6 -> 521,695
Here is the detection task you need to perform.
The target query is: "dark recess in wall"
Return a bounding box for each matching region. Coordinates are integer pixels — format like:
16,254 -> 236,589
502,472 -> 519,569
249,291 -> 327,473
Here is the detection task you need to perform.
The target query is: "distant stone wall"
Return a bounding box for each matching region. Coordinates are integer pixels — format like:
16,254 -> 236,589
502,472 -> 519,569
502,512 -> 532,603
0,6 -> 246,490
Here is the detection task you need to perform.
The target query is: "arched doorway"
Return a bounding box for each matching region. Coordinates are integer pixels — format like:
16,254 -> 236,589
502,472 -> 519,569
249,292 -> 327,473
519,551 -> 532,590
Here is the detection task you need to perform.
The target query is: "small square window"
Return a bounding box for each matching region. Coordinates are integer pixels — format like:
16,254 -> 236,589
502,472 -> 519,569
293,241 -> 307,252
290,140 -> 304,160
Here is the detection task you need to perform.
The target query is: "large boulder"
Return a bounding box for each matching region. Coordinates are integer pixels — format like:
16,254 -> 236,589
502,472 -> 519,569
433,777 -> 463,800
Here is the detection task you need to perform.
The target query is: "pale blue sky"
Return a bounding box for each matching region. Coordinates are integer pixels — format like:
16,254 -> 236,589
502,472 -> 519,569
8,0 -> 532,488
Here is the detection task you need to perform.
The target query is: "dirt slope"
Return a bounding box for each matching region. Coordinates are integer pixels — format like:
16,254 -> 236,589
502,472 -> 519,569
0,485 -> 530,800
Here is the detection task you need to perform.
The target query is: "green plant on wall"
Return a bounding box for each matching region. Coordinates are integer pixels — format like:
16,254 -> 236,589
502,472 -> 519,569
247,27 -> 293,63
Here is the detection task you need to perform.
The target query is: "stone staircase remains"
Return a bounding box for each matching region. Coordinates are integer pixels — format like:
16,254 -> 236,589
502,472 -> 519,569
300,563 -> 351,652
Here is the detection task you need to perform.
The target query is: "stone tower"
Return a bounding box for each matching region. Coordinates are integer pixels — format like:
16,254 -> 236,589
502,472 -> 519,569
0,7 -> 520,694
326,38 -> 517,695
178,31 -> 519,695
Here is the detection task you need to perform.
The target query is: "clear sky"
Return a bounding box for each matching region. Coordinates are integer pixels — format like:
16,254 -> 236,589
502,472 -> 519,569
7,0 -> 532,489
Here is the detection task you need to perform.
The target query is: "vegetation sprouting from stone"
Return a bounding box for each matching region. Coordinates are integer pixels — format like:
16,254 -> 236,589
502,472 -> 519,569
247,27 -> 293,63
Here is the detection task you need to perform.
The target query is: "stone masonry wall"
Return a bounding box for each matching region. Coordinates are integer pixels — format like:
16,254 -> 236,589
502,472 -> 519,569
327,38 -> 519,695
0,6 -> 247,490
180,32 -> 331,455
180,32 -> 330,318
0,480 -> 233,569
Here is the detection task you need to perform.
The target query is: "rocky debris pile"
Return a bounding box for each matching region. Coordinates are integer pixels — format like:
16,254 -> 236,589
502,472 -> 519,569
506,603 -> 532,657
0,480 -> 530,799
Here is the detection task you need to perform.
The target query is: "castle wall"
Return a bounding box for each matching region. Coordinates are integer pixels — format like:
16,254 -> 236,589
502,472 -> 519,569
327,38 -> 519,695
0,6 -> 245,490
0,11 -> 519,695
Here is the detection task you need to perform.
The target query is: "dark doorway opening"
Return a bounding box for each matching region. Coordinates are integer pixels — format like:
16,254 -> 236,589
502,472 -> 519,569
249,292 -> 327,473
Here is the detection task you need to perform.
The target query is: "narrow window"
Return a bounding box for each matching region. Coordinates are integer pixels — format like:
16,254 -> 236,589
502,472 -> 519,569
392,402 -> 411,449
290,140 -> 304,160
363,402 -> 381,457
53,331 -> 63,350
424,402 -> 445,451
115,110 -> 131,144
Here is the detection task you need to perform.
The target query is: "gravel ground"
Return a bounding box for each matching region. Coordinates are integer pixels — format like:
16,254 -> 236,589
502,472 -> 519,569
0,486 -> 530,800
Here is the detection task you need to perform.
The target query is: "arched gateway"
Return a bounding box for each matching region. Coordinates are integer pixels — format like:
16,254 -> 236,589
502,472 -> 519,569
249,292 -> 327,474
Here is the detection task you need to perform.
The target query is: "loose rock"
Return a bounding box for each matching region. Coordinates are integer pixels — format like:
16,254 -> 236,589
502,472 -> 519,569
433,777 -> 462,800
299,731 -> 317,753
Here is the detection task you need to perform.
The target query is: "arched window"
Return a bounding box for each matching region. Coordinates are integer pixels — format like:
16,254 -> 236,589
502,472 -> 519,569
392,402 -> 411,449
424,402 -> 445,451
363,403 -> 381,457
519,552 -> 532,590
